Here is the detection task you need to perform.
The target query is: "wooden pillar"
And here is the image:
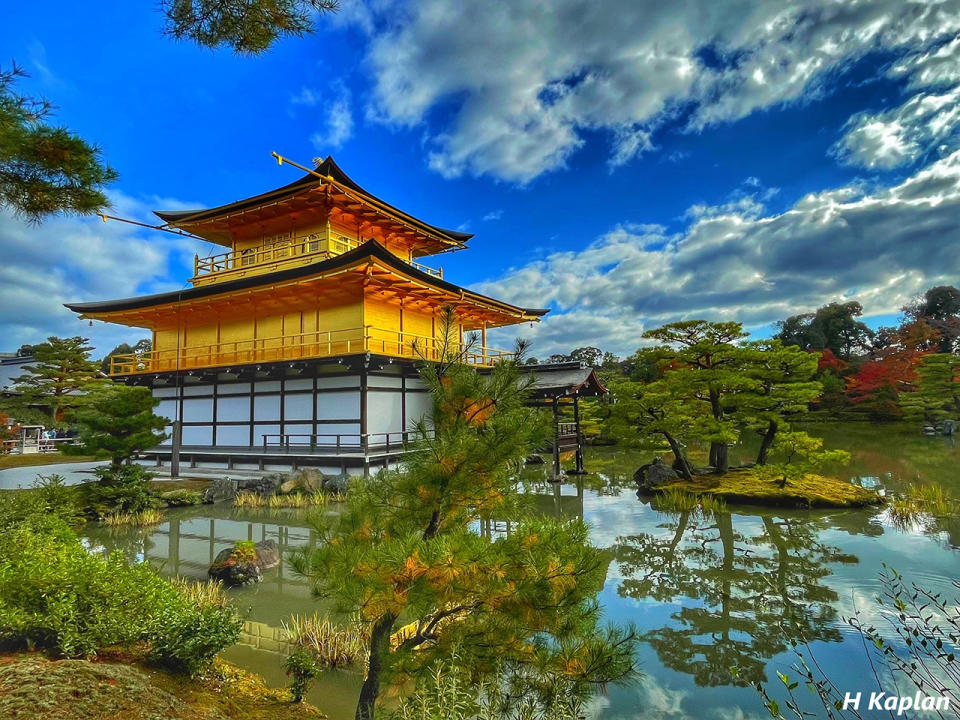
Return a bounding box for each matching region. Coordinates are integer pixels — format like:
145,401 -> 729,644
573,395 -> 585,474
481,322 -> 487,364
170,420 -> 182,478
551,398 -> 561,482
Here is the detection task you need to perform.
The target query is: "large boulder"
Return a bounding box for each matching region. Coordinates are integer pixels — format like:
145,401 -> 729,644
237,473 -> 284,496
322,473 -> 350,495
634,457 -> 679,491
277,469 -> 326,495
208,539 -> 280,586
253,539 -> 280,571
202,477 -> 237,504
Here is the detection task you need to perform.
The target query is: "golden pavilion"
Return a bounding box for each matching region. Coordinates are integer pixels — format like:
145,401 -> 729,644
65,157 -> 562,474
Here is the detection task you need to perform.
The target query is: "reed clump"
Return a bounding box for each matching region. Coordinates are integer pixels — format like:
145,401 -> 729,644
102,508 -> 165,527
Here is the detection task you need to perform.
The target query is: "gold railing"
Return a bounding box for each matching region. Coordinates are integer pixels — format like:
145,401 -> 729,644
108,326 -> 512,375
192,231 -> 442,286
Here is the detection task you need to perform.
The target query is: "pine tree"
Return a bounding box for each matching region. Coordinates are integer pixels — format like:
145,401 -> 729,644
64,384 -> 169,469
8,336 -> 101,425
900,354 -> 960,424
0,65 -> 116,221
604,376 -> 696,480
641,321 -> 752,474
737,340 -> 822,465
162,0 -> 339,54
291,309 -> 636,720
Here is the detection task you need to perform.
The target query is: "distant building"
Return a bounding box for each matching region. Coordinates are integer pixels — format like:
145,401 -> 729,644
0,353 -> 33,397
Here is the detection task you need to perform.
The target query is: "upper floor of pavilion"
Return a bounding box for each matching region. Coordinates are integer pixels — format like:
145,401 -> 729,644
159,156 -> 472,288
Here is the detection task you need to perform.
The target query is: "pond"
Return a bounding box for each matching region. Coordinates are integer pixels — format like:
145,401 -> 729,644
78,422 -> 960,719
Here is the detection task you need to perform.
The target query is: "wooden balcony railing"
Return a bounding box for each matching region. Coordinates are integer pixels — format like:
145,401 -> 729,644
108,326 -> 513,376
192,231 -> 442,286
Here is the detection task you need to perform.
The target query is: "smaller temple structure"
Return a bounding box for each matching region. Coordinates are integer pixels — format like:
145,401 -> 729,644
521,361 -> 608,478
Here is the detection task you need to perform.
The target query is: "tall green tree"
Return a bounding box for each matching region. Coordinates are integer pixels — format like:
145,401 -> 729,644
775,301 -> 873,360
291,312 -> 635,720
0,65 -> 116,222
605,377 -> 696,480
900,354 -> 960,424
100,338 -> 152,374
642,321 -> 752,474
162,0 -> 339,54
737,340 -> 822,465
64,384 -> 169,470
7,336 -> 101,424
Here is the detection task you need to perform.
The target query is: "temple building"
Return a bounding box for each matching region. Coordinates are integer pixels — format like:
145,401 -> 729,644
65,157 -> 578,475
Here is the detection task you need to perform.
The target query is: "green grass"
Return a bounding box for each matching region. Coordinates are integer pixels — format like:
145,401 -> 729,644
655,469 -> 881,509
0,653 -> 325,720
0,453 -> 97,470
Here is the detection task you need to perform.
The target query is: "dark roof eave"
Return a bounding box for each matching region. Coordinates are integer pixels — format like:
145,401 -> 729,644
64,240 -> 548,320
154,156 -> 473,245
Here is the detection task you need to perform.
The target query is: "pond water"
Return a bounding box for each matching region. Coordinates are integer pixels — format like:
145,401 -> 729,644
78,423 -> 960,719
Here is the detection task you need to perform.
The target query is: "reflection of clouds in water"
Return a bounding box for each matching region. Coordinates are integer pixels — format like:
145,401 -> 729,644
586,675 -> 767,720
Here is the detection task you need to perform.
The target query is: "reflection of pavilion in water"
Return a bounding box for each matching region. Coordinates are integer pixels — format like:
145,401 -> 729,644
141,509 -> 319,607
478,478 -> 584,538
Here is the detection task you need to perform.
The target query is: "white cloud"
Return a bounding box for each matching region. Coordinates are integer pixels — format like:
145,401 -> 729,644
290,86 -> 321,107
349,0 -> 960,182
480,149 -> 960,358
306,84 -> 355,151
482,209 -> 503,222
835,38 -> 960,169
0,193 -> 207,356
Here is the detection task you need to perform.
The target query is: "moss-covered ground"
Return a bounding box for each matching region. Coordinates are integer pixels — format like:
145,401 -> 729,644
0,653 -> 324,720
655,469 -> 881,508
0,453 -> 97,470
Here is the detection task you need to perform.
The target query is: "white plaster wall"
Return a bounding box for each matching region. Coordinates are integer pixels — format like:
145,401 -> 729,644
317,391 -> 359,420
217,395 -> 250,422
182,398 -> 213,423
367,389 -> 403,435
215,425 -> 250,446
284,394 -> 313,422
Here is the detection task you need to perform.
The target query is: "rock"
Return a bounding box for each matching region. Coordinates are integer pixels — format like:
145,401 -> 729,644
208,548 -> 261,586
202,477 -> 236,504
322,473 -> 350,495
253,539 -> 280,571
942,419 -> 956,436
923,425 -> 937,435
634,457 -> 679,491
277,469 -> 326,495
237,472 -> 284,496
208,539 -> 280,586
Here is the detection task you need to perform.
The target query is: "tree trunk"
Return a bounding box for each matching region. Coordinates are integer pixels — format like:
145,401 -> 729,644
355,612 -> 397,720
756,419 -> 778,466
709,442 -> 728,474
662,432 -> 693,481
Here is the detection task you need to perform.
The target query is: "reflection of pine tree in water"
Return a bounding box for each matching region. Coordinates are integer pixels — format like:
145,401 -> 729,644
614,511 -> 858,687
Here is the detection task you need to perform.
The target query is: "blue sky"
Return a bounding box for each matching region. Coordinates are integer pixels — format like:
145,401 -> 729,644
2,1 -> 960,359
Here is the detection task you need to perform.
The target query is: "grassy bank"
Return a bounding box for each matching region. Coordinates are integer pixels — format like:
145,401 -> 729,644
0,653 -> 324,720
0,453 -> 97,470
655,469 -> 881,508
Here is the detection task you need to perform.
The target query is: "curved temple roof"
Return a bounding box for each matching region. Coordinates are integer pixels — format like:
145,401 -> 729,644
64,239 -> 548,325
154,156 -> 473,249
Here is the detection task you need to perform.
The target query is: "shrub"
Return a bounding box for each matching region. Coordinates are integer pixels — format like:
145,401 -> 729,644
158,489 -> 203,507
86,463 -> 157,515
232,540 -> 257,563
147,579 -> 242,676
283,647 -> 322,703
0,523 -> 240,673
